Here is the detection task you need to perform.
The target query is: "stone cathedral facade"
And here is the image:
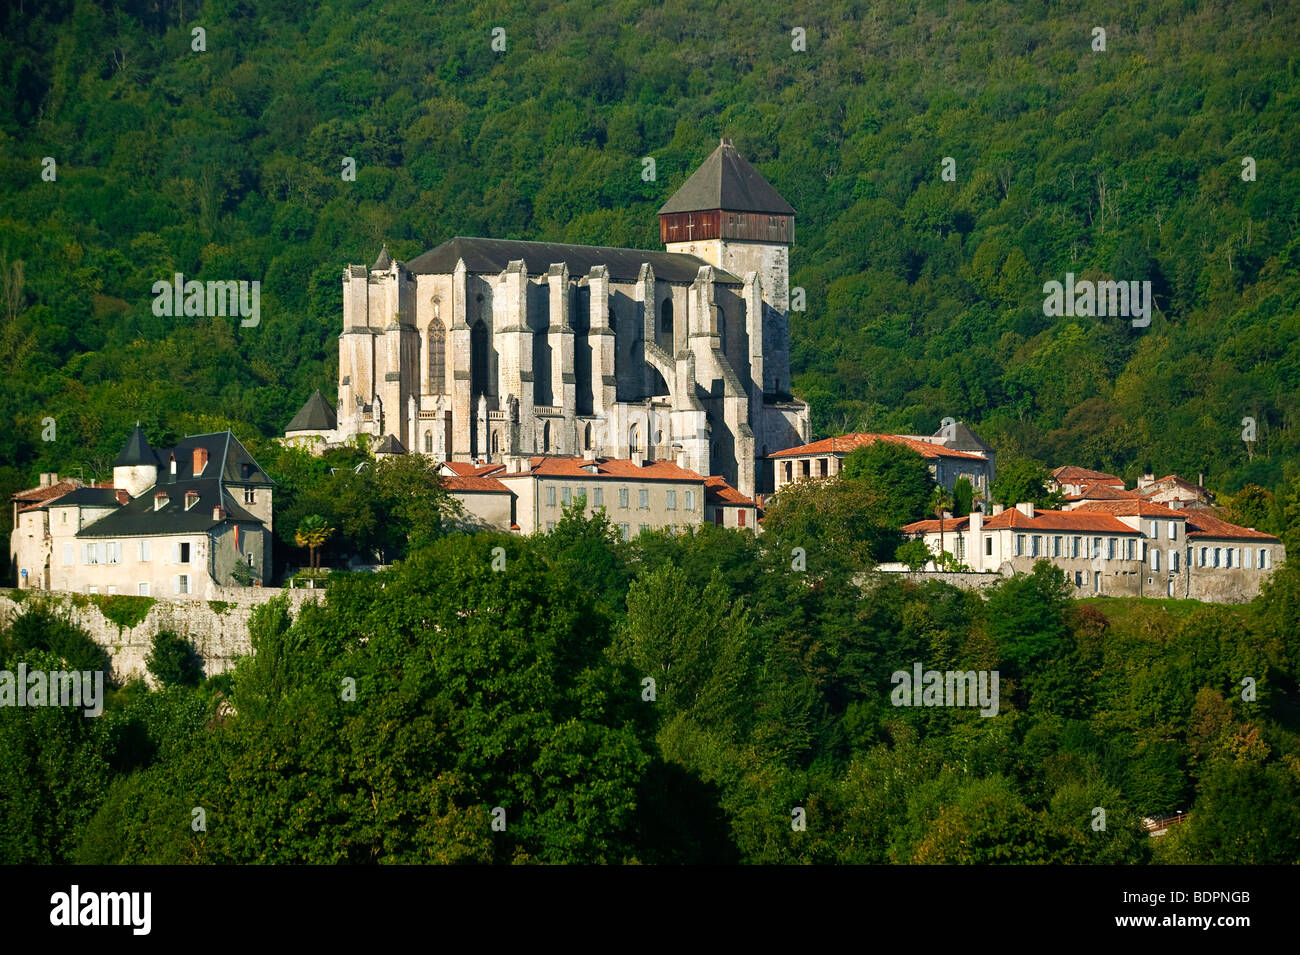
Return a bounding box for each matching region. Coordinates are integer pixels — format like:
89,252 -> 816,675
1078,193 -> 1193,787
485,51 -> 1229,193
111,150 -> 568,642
288,141 -> 810,498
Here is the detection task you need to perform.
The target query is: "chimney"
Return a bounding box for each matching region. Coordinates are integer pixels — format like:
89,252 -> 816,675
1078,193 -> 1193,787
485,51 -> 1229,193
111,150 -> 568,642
1198,472 -> 1204,488
992,503 -> 1004,515
630,448 -> 645,467
39,473 -> 50,487
1015,502 -> 1035,518
169,453 -> 177,481
942,510 -> 952,520
115,489 -> 129,506
193,447 -> 209,475
1139,472 -> 1154,489
582,446 -> 596,462
212,505 -> 225,521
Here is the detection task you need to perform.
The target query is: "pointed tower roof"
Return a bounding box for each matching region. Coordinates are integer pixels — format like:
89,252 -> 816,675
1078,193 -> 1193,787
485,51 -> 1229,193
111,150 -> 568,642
658,139 -> 795,216
374,434 -> 407,455
372,245 -> 393,271
113,423 -> 160,468
286,390 -> 337,432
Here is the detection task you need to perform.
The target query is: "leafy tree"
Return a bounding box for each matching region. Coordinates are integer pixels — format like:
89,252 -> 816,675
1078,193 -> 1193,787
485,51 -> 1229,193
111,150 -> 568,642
761,477 -> 893,571
895,538 -> 932,571
986,562 -> 1072,676
952,476 -> 973,517
145,630 -> 204,688
840,441 -> 936,526
294,514 -> 333,570
990,458 -> 1061,509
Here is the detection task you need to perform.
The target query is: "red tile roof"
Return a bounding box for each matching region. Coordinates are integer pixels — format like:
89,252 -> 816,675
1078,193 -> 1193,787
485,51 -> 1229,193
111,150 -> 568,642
704,475 -> 756,506
498,456 -> 705,481
11,478 -> 83,503
904,508 -> 1136,533
1181,508 -> 1280,541
1065,482 -> 1139,501
981,508 -> 1138,533
1051,466 -> 1123,485
442,476 -> 510,494
1073,500 -> 1186,519
901,517 -> 972,534
441,462 -> 505,477
1137,474 -> 1208,497
770,433 -> 987,461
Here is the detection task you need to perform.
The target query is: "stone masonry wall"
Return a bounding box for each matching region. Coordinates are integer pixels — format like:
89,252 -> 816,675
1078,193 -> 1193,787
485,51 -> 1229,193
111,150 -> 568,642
0,586 -> 323,684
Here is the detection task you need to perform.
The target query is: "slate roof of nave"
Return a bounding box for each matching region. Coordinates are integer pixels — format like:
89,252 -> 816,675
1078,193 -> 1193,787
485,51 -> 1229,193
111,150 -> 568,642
404,237 -> 745,285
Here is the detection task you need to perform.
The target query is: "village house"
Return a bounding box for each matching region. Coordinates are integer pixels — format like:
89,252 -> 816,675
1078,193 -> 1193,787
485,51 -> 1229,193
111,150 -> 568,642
901,498 -> 1283,603
1047,466 -> 1126,497
427,451 -> 751,538
9,426 -> 274,598
769,428 -> 994,496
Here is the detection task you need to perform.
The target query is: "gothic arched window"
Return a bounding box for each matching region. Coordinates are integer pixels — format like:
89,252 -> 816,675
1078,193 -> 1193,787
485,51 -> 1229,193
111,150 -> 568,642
661,299 -> 673,337
424,431 -> 432,453
542,421 -> 551,453
471,320 -> 489,397
584,423 -> 593,450
428,322 -> 446,395
629,425 -> 641,453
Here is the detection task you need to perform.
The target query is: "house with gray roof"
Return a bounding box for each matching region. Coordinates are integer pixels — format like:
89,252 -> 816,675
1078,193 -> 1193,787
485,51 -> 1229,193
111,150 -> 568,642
10,425 -> 274,597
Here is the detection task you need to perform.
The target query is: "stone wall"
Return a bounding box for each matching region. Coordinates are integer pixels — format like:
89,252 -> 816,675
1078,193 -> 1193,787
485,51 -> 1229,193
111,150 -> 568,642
0,586 -> 323,684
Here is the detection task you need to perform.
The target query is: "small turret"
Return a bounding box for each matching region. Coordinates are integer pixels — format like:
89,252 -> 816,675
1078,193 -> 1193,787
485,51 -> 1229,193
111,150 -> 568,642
112,423 -> 159,498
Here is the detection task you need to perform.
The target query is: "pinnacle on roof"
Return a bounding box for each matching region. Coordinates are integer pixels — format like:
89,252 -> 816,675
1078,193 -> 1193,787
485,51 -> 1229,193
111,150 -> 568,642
658,140 -> 795,216
286,390 -> 338,432
113,423 -> 159,468
372,245 -> 393,271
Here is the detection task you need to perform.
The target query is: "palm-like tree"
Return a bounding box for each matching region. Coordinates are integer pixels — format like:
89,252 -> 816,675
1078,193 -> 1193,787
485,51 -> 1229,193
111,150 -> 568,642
930,485 -> 954,566
295,514 -> 334,571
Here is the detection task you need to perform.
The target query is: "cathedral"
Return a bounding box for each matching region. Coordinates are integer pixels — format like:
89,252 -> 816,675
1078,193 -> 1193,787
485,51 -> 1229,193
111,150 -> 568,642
285,140 -> 810,498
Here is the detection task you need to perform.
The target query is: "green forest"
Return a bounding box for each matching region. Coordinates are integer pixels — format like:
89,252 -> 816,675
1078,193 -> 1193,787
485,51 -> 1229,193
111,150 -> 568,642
4,503 -> 1300,863
2,0 -> 1300,522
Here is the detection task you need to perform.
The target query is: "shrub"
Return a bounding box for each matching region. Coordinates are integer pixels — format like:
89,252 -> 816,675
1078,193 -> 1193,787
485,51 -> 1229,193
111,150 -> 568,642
145,630 -> 204,687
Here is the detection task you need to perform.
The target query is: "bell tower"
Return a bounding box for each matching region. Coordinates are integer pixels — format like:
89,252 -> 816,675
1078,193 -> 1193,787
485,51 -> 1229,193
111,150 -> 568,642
659,138 -> 795,397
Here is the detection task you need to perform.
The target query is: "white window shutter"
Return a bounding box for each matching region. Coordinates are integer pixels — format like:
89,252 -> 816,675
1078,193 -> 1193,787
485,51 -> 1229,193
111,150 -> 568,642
173,542 -> 180,564
81,544 -> 88,564
173,575 -> 180,595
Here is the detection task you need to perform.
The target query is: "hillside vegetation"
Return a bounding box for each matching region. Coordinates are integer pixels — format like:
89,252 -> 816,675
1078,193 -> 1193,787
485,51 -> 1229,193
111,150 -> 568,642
2,1 -> 1298,514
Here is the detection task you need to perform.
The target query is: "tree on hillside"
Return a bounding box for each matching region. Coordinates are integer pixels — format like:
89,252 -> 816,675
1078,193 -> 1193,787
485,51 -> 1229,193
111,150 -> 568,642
986,561 -> 1073,676
840,440 -> 935,526
761,477 -> 894,572
952,476 -> 973,517
295,514 -> 332,570
146,630 -> 203,688
1219,484 -> 1273,532
990,458 -> 1062,509
929,484 -> 954,557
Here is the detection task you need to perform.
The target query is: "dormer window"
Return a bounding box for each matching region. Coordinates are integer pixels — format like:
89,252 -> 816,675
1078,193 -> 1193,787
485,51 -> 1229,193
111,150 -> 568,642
154,492 -> 168,511
184,490 -> 199,511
